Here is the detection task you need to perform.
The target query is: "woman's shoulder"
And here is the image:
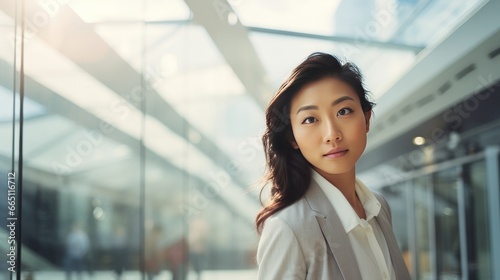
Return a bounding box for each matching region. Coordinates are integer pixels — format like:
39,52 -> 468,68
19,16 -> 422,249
265,195 -> 318,231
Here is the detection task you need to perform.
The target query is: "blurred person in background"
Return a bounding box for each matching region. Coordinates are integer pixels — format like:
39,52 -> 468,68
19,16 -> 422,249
112,225 -> 128,279
188,217 -> 209,280
64,223 -> 90,280
145,225 -> 163,280
164,237 -> 188,280
145,223 -> 188,280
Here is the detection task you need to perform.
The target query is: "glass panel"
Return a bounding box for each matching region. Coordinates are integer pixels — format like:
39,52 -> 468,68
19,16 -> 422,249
69,0 -> 191,23
1,0 -> 264,278
232,0 -> 486,44
141,13 -> 260,280
232,0 -> 339,34
14,0 -> 144,279
0,7 -> 18,280
394,0 -> 486,46
234,0 -> 486,100
434,167 -> 462,279
380,182 -> 411,273
414,175 -> 433,280
249,32 -> 416,99
464,160 -> 491,279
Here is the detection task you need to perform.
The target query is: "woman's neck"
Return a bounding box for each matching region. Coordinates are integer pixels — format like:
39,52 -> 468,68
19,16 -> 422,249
315,167 -> 359,207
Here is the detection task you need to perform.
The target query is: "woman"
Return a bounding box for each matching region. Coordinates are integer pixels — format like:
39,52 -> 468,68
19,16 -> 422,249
256,52 -> 411,280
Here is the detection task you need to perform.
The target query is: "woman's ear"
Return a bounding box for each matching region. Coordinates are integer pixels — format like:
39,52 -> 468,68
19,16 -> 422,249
364,110 -> 372,133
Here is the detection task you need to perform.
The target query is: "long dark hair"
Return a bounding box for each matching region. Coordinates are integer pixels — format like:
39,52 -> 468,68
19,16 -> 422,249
256,52 -> 375,233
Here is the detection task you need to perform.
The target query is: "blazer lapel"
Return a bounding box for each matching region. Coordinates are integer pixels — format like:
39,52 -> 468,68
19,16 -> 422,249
305,181 -> 362,279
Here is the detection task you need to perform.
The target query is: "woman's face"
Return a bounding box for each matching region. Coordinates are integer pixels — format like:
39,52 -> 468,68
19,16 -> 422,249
289,77 -> 371,177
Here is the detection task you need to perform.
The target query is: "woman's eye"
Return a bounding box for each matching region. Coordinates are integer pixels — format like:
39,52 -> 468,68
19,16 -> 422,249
302,117 -> 317,124
337,108 -> 353,116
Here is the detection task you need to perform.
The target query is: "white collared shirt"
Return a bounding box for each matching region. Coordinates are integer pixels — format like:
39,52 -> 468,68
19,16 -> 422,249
312,170 -> 396,280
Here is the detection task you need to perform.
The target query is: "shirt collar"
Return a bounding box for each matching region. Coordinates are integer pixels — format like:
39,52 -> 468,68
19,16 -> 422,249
311,169 -> 381,233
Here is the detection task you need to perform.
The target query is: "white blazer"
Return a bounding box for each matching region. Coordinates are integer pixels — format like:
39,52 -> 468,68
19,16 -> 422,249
257,180 -> 411,279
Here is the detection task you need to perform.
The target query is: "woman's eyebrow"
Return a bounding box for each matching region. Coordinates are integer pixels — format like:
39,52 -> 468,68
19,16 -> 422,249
296,105 -> 318,115
296,96 -> 355,115
331,95 -> 354,106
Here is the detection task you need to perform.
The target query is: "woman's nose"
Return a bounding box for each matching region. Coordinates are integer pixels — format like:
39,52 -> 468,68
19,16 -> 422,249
324,120 -> 342,143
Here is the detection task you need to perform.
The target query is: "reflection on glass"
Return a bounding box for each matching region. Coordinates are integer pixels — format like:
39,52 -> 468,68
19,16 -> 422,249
0,9 -> 16,280
465,160 -> 491,279
381,183 -> 410,273
0,0 -> 261,277
434,168 -> 461,279
414,176 -> 432,280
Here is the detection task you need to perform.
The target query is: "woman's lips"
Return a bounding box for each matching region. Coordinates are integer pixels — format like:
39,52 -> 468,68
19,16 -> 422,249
324,148 -> 348,158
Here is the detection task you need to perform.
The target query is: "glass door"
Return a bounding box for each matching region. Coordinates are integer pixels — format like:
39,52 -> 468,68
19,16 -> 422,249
433,167 -> 463,280
413,175 -> 433,280
464,160 -> 492,279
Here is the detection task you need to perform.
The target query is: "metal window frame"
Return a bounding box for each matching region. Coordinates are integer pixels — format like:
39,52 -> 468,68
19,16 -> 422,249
485,146 -> 500,280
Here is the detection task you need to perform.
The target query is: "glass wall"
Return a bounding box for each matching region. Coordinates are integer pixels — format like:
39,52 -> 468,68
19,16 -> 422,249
413,175 -> 433,280
433,167 -> 461,279
0,1 -> 262,279
382,157 -> 496,280
0,4 -> 17,280
0,1 -> 494,279
380,182 -> 411,271
463,160 -> 491,280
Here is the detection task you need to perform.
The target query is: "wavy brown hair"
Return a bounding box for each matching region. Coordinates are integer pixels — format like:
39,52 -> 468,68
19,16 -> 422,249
256,52 -> 375,233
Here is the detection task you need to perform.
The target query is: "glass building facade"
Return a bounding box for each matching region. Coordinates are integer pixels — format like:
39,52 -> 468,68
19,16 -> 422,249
1,0 -> 499,279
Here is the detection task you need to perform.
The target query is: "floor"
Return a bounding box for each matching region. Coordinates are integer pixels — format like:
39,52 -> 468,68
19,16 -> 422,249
0,270 -> 258,280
